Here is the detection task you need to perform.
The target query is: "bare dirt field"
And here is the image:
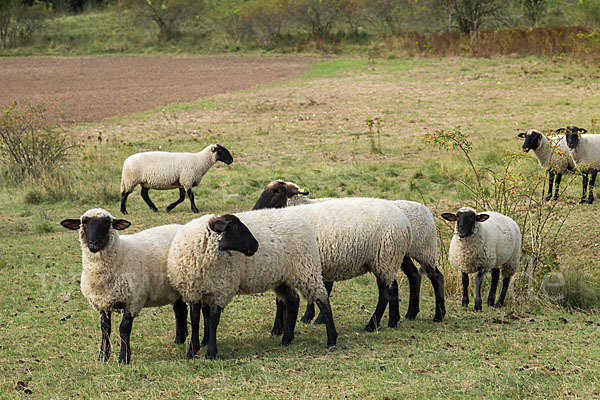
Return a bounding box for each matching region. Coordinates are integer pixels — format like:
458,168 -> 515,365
0,56 -> 316,123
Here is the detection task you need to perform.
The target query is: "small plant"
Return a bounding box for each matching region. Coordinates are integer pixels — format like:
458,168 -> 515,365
365,117 -> 382,154
0,102 -> 75,183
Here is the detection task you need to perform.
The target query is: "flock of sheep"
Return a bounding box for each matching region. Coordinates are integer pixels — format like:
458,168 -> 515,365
59,123 -> 593,364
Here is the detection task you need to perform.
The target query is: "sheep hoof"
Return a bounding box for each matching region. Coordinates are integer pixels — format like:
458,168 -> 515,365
587,197 -> 594,204
544,194 -> 552,202
494,302 -> 504,308
474,302 -> 482,312
387,319 -> 399,329
313,314 -> 325,325
270,326 -> 283,336
364,323 -> 377,333
579,198 -> 586,204
300,315 -> 313,324
174,336 -> 186,345
404,310 -> 418,320
281,336 -> 294,346
461,298 -> 469,307
205,351 -> 217,360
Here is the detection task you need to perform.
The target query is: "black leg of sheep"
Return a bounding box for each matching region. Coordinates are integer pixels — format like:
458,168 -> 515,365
98,311 -> 112,361
461,273 -> 470,307
474,270 -> 486,312
487,268 -> 500,307
205,305 -> 222,360
426,267 -> 446,322
186,302 -> 202,359
173,298 -> 188,345
545,171 -> 555,202
186,189 -> 200,213
312,281 -> 334,325
275,284 -> 300,346
365,277 -> 393,332
140,187 -> 158,212
402,257 -> 422,321
580,173 -> 589,204
587,170 -> 597,204
271,299 -> 285,336
118,311 -> 135,364
166,188 -> 186,212
315,299 -> 337,349
120,192 -> 131,215
553,173 -> 563,201
201,305 -> 210,347
387,280 -> 400,328
495,276 -> 512,308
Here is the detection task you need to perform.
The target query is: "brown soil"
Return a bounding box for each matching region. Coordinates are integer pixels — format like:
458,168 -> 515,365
0,56 -> 315,123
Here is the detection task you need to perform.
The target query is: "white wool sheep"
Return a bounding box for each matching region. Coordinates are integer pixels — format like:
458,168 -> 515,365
167,210 -> 337,360
253,191 -> 412,332
60,208 -> 185,364
442,207 -> 521,312
255,180 -> 444,324
518,129 -> 574,201
563,126 -> 599,204
119,144 -> 233,214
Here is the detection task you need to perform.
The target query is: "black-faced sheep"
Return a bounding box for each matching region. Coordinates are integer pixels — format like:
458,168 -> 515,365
560,126 -> 598,204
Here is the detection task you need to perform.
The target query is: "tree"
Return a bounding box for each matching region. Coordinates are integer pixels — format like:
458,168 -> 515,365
125,0 -> 202,41
520,0 -> 548,27
290,0 -> 346,40
436,0 -> 503,34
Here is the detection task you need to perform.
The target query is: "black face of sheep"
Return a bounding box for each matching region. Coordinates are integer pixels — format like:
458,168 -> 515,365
209,214 -> 258,256
441,211 -> 489,238
563,126 -> 587,149
252,180 -> 309,210
517,131 -> 542,153
60,217 -> 131,253
213,144 -> 234,165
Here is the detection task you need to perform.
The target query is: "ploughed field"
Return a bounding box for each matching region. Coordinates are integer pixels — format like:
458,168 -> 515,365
0,56 -> 315,123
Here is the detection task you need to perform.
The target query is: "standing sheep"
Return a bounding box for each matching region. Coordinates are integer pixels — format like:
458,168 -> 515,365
518,129 -> 574,201
167,210 -> 338,360
253,191 -> 412,333
120,144 -> 233,214
60,209 -> 185,364
441,207 -> 521,312
560,126 -> 598,204
254,180 -> 444,326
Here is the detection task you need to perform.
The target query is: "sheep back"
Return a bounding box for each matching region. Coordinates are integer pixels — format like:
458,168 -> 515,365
569,135 -> 600,171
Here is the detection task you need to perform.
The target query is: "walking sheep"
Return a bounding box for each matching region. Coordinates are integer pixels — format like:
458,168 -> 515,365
560,126 -> 598,204
120,144 -> 233,214
253,191 -> 412,333
518,129 -> 574,201
254,180 -> 444,326
441,207 -> 521,312
60,209 -> 185,364
167,210 -> 337,360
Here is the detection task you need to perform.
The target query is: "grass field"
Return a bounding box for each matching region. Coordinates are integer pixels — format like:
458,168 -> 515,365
1,56 -> 599,398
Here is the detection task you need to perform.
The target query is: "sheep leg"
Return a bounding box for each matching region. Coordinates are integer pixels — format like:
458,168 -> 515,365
365,277 -> 392,332
580,173 -> 589,204
186,189 -> 200,213
173,298 -> 188,345
553,173 -> 562,201
271,299 -> 285,336
205,305 -> 222,360
300,302 -> 315,324
495,276 -> 512,308
487,268 -> 500,307
186,302 -> 202,359
120,192 -> 131,215
545,171 -> 554,201
166,188 -> 186,212
387,280 -> 400,328
275,284 -> 300,347
98,311 -> 112,362
118,311 -> 134,364
426,266 -> 446,322
201,305 -> 210,346
587,170 -> 597,204
402,257 -> 422,321
313,281 -> 334,325
461,273 -> 470,307
315,299 -> 337,349
474,270 -> 486,312
140,187 -> 158,212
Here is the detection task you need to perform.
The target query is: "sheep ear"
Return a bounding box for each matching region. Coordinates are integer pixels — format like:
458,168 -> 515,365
517,132 -> 526,138
211,146 -> 216,152
209,219 -> 229,233
555,128 -> 566,134
476,214 -> 490,222
441,213 -> 457,222
578,128 -> 587,134
112,219 -> 131,230
60,219 -> 81,230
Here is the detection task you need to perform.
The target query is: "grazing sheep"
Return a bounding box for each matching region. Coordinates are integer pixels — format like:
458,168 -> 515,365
167,211 -> 337,360
253,190 -> 412,333
254,180 -> 445,327
60,208 -> 185,364
120,144 -> 233,214
518,129 -> 575,201
441,207 -> 521,312
560,126 -> 598,204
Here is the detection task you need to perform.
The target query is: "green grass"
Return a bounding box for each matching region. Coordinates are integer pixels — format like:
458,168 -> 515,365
1,56 -> 600,398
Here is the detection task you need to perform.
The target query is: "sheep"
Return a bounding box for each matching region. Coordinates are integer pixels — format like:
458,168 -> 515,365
60,208 -> 185,364
441,207 -> 521,312
560,126 -> 598,204
518,129 -> 575,201
166,210 -> 338,360
119,144 -> 233,215
253,180 -> 445,328
253,191 -> 413,333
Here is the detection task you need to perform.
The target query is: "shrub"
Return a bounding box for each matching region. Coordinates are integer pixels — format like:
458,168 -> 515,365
0,102 -> 75,183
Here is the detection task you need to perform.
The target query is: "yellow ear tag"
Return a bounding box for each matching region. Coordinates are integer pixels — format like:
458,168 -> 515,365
211,146 -> 216,152
297,189 -> 305,197
579,130 -> 584,134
